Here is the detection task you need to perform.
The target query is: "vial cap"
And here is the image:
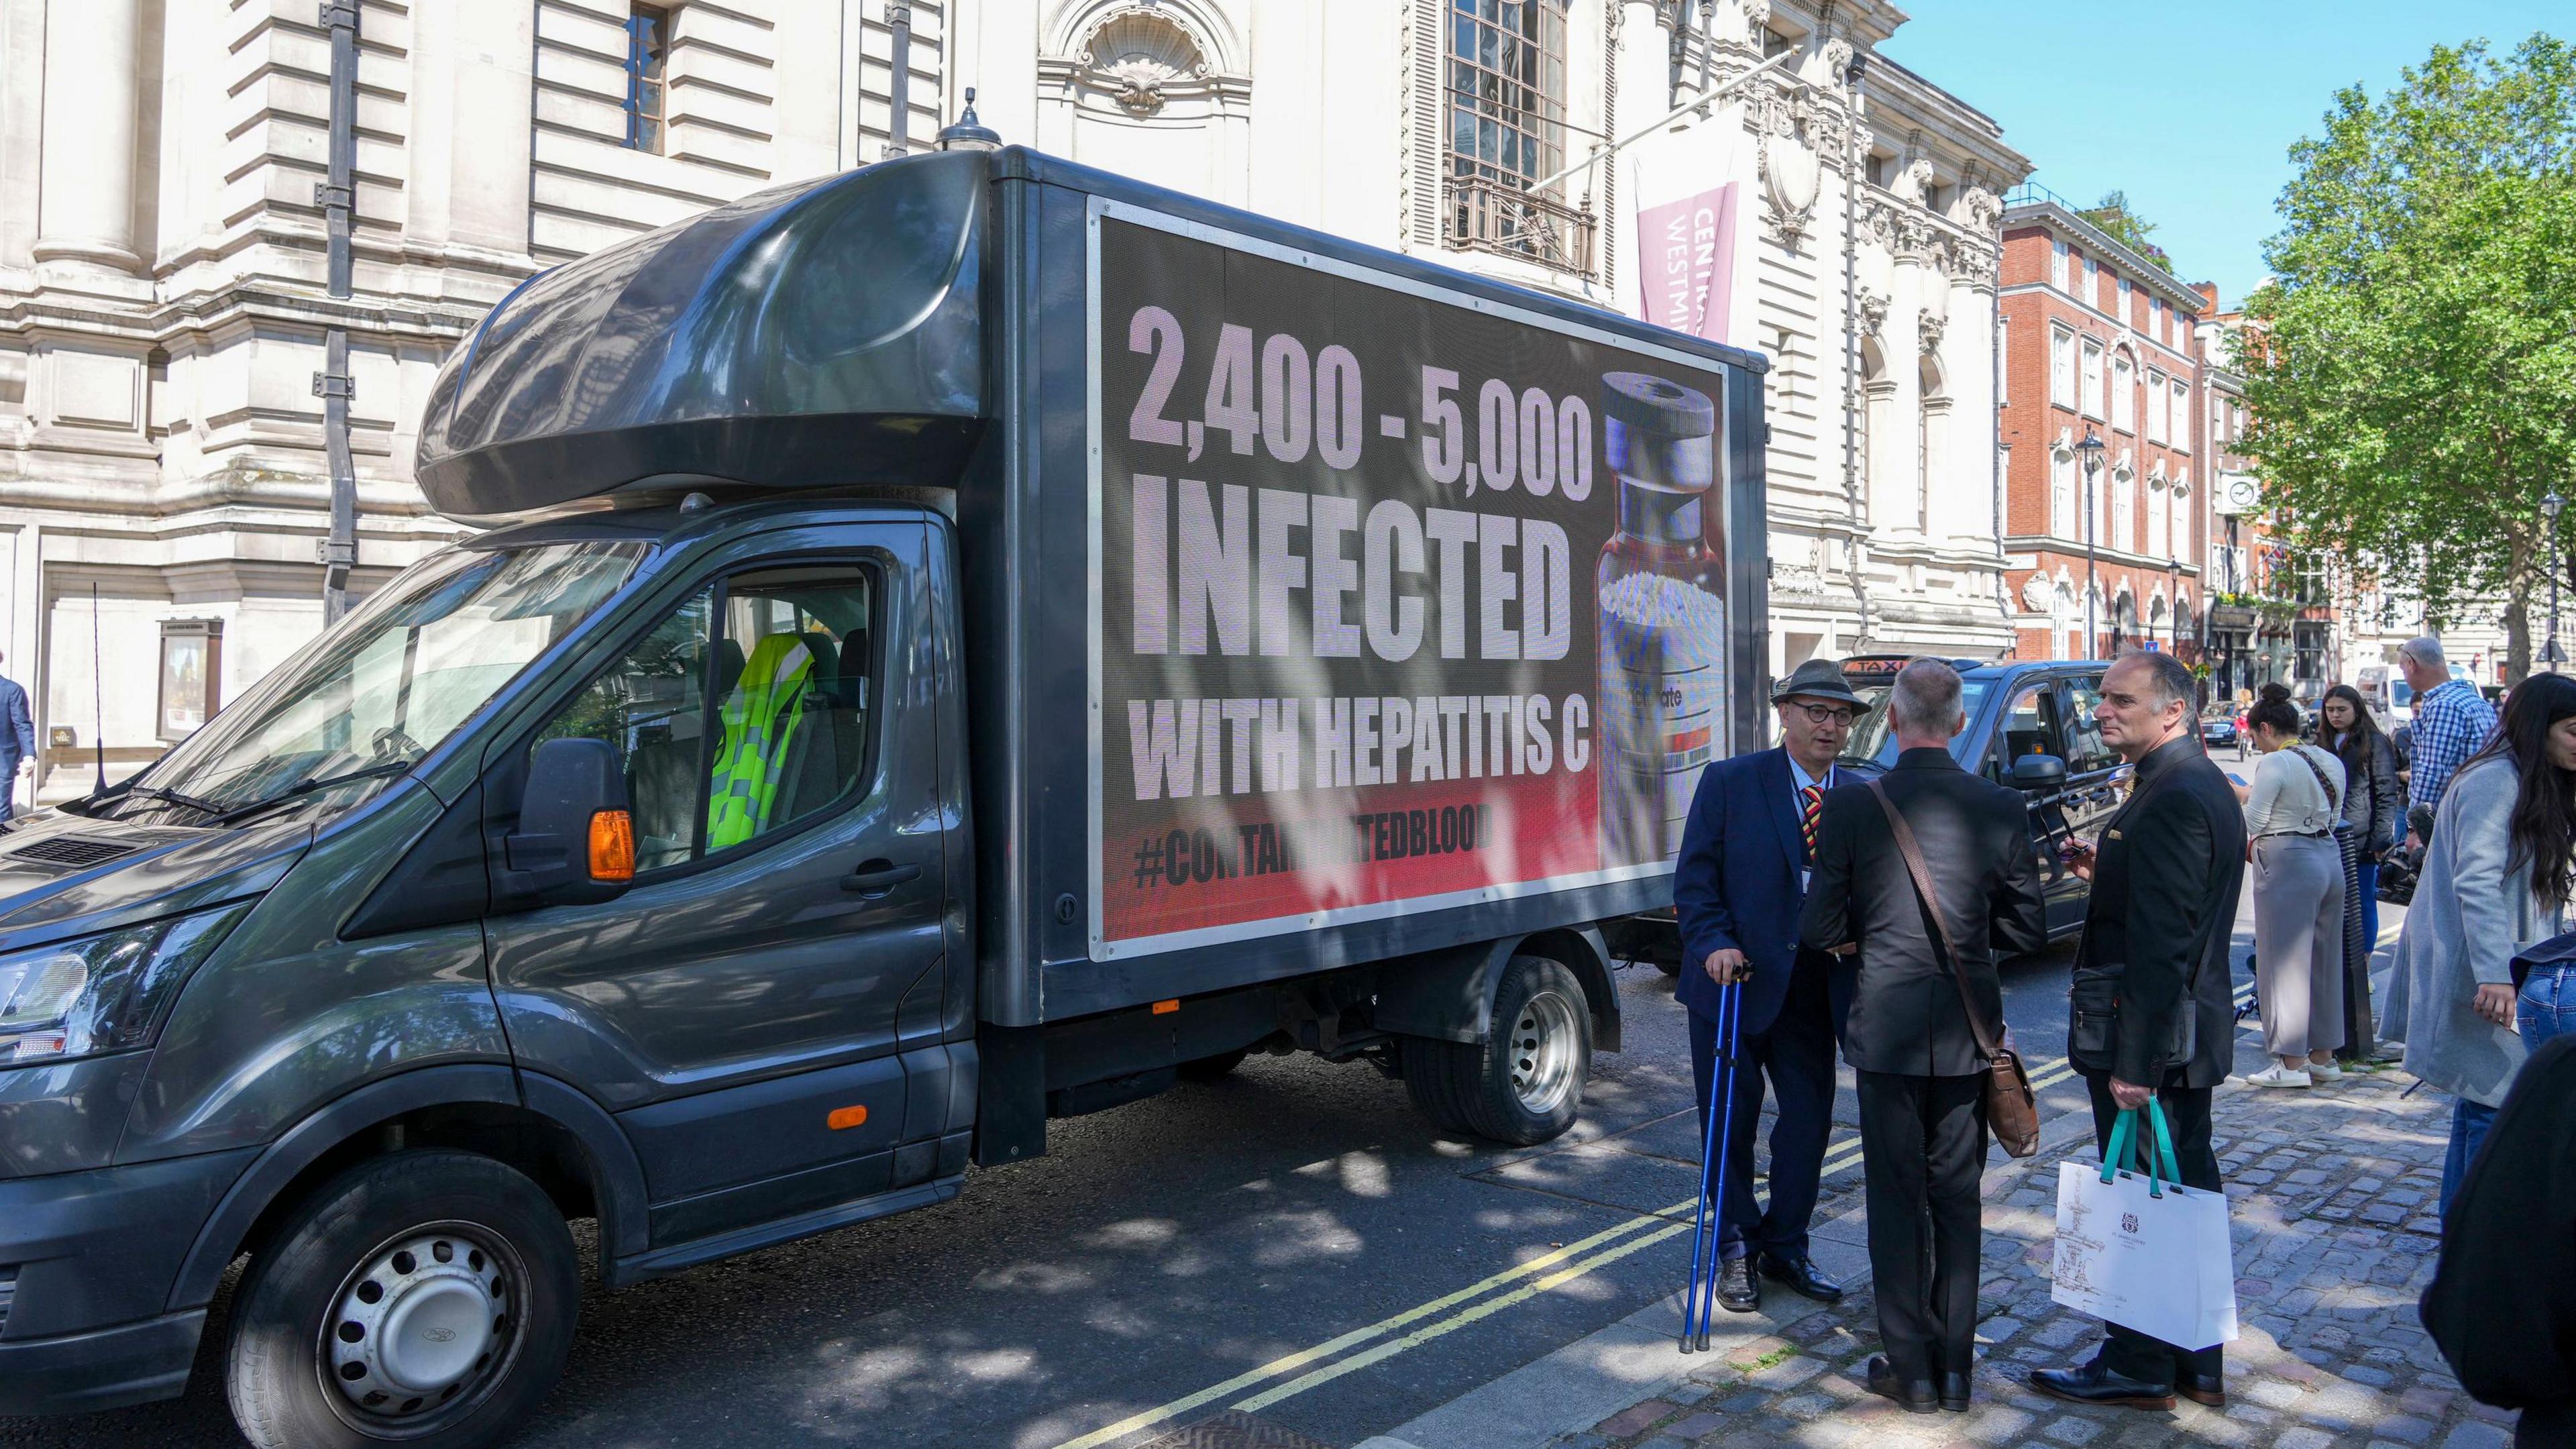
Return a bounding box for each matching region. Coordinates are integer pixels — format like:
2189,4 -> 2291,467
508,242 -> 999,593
1600,372 -> 1716,438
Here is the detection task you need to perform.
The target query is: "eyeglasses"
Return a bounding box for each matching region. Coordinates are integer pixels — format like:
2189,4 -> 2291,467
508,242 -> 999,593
1788,702 -> 1858,727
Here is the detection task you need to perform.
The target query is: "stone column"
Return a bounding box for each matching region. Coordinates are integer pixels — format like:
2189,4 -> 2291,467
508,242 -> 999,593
32,0 -> 143,273
1608,0 -> 1671,318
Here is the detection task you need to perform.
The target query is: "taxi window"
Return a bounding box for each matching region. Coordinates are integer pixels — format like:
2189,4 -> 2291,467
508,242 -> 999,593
1986,684 -> 2061,782
2060,676 -> 2122,773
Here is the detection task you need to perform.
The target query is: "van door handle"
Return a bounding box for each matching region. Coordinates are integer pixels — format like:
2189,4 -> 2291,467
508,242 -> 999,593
843,859 -> 922,896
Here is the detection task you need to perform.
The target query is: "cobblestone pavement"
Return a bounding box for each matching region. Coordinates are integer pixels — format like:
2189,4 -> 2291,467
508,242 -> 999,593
1544,1067 -> 2522,1449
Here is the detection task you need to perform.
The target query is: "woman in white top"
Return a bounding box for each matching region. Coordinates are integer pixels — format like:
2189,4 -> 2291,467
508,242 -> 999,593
2242,683 -> 2349,1086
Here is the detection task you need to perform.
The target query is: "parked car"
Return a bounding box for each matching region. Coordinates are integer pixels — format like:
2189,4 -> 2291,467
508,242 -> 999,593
1842,657 -> 2128,941
2201,707 -> 2243,749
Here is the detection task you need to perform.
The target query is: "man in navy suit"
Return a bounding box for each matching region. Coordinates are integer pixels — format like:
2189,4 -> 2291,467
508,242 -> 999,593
0,651 -> 33,819
1674,656 -> 1863,1313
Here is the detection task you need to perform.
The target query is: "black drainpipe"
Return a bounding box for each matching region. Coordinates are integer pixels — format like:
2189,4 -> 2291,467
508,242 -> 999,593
317,0 -> 359,622
886,3 -> 913,157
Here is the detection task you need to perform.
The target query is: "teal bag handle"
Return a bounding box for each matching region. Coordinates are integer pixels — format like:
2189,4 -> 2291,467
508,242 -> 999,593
2100,1110 -> 2136,1186
2143,1097 -> 2185,1187
2098,1105 -> 2180,1198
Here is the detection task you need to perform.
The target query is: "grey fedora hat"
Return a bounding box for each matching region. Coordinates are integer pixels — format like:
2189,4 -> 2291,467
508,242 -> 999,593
1770,657 -> 1866,708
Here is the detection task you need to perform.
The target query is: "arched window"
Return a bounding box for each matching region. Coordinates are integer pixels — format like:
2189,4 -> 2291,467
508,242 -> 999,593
2050,445 -> 2076,539
1861,337 -> 1896,527
2112,463 -> 2137,553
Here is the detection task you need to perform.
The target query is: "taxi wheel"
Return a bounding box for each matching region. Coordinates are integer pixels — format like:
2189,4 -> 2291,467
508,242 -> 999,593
227,1150 -> 580,1449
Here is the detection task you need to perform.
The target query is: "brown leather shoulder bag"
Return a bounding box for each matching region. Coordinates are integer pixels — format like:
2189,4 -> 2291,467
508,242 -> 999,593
1864,780 -> 2041,1157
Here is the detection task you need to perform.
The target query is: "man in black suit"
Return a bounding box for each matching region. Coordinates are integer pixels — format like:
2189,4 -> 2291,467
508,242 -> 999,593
2031,650 -> 2247,1412
1801,659 -> 2047,1413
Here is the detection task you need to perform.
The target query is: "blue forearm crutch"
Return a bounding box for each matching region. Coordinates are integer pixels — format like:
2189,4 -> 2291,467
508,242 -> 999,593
1680,976 -> 1746,1350
1678,978 -> 1728,1350
1696,978 -> 1747,1350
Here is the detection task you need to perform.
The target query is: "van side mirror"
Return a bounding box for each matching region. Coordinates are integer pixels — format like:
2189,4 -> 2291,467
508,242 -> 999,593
2010,753 -> 2069,793
498,737 -> 635,906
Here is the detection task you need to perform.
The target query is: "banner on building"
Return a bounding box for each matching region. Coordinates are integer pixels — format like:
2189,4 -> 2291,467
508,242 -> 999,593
1087,209 -> 1743,959
1622,97 -> 1752,345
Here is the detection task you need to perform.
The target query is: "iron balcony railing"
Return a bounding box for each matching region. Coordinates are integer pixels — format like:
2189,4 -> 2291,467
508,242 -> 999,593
1446,175 -> 1597,278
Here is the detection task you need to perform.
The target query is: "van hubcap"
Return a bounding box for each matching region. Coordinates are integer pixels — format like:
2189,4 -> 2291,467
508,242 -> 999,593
325,1226 -> 517,1424
1508,989 -> 1582,1116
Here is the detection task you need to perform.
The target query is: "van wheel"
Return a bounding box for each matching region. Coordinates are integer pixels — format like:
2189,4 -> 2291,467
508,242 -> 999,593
227,1150 -> 580,1449
1175,1047 -> 1251,1081
1402,956 -> 1591,1146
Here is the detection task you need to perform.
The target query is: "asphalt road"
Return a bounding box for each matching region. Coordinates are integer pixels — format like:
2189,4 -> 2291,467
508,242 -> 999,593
4,875 -> 2340,1449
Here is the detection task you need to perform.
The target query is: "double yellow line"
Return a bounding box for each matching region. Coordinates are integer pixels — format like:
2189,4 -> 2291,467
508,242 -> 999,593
1051,977 -> 2282,1448
1048,1195 -> 1703,1449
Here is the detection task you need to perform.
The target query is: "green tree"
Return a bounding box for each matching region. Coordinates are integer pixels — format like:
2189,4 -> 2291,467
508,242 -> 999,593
2080,190 -> 2176,274
2237,36 -> 2576,683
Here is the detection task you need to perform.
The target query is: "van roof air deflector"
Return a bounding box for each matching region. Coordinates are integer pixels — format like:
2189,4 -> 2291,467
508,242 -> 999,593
415,152 -> 991,525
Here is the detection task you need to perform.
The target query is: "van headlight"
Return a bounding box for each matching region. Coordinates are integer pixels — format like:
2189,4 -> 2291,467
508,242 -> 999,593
0,904 -> 253,1066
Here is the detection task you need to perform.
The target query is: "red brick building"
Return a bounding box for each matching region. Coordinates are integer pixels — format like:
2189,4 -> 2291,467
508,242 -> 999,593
1995,186 -> 2207,663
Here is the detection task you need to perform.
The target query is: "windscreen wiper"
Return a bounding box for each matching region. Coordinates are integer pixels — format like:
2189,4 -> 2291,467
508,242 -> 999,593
123,785 -> 232,820
213,761 -> 418,826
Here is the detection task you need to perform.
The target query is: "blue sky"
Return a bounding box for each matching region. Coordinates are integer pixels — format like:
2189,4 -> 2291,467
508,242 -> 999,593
1880,1 -> 2570,307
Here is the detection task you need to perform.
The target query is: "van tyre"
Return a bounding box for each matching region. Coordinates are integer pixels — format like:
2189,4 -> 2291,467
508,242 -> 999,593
227,1150 -> 580,1449
1403,956 -> 1591,1146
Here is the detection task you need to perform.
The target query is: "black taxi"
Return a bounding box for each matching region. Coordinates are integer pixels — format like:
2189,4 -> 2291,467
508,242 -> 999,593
1840,655 -> 2137,941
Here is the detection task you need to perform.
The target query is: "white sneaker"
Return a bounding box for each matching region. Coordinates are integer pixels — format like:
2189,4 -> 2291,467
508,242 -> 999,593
2308,1061 -> 2346,1082
2246,1065 -> 2313,1088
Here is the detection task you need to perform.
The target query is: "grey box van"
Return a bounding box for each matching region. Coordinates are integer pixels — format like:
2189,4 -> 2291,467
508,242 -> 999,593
0,150 -> 1770,1446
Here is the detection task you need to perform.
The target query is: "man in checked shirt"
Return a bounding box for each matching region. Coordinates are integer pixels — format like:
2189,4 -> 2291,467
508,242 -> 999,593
2399,636 -> 2499,851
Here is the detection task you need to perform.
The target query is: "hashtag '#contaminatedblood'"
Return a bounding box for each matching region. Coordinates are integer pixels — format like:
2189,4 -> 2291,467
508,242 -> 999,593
1129,805 -> 1493,890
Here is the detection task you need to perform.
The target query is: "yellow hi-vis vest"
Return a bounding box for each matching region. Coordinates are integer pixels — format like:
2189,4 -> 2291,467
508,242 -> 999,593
707,633 -> 815,850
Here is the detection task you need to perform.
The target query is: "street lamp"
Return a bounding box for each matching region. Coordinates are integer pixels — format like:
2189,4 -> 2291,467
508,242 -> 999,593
2546,491 -> 2566,672
2169,553 -> 2182,653
2078,429 -> 2106,659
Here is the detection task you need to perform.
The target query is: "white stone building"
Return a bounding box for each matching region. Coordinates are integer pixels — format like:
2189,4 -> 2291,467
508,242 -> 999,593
0,0 -> 2023,798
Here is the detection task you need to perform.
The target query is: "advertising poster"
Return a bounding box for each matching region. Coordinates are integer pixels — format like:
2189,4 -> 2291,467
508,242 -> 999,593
1090,208 -> 1739,959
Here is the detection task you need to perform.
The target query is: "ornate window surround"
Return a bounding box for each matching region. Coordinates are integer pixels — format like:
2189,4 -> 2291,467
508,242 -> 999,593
1035,1 -> 1252,204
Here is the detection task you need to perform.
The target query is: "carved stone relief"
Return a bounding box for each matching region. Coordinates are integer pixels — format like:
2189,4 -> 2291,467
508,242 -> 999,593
1077,9 -> 1211,117
1962,183 -> 2003,233
1919,307 -> 1945,355
1756,89 -> 1822,246
1856,287 -> 1889,336
2022,573 -> 2055,612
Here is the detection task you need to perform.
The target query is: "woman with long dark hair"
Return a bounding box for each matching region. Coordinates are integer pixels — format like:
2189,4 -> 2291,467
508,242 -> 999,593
2322,684 -> 2400,1061
2242,683 -> 2348,1086
2394,671 -> 2576,1220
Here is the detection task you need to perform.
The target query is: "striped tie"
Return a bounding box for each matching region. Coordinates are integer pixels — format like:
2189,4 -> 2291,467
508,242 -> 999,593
1801,783 -> 1824,866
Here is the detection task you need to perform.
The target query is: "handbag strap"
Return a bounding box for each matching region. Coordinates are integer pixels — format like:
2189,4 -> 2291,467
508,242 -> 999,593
2287,743 -> 2341,812
1866,779 -> 2004,1063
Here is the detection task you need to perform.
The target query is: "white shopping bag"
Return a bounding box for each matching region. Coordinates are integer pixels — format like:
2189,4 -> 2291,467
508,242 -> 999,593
2049,1107 -> 2238,1352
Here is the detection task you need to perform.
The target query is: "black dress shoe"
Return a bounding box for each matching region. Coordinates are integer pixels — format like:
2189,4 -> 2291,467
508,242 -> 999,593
1865,1355 -> 1939,1414
1937,1369 -> 1971,1413
1716,1256 -> 1760,1313
1755,1249 -> 1845,1302
2176,1370 -> 2225,1407
2028,1357 -> 2177,1411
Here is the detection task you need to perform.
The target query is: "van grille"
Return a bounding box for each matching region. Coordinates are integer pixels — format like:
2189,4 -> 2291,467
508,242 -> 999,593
0,1267 -> 15,1334
8,836 -> 140,868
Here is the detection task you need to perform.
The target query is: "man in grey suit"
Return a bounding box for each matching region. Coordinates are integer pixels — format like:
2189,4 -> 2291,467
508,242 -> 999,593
0,651 -> 35,818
